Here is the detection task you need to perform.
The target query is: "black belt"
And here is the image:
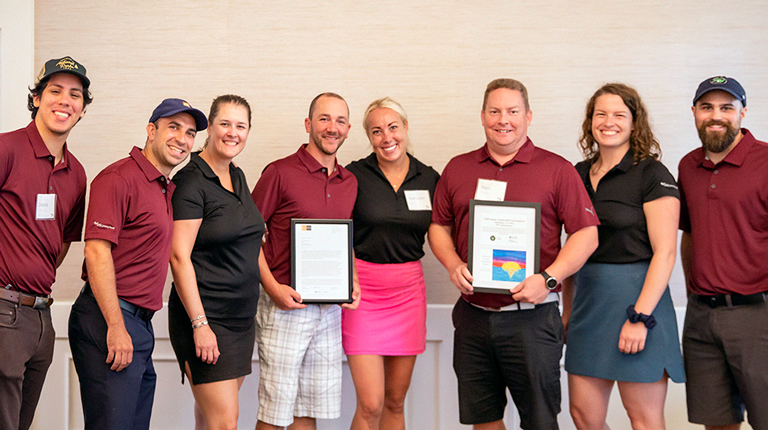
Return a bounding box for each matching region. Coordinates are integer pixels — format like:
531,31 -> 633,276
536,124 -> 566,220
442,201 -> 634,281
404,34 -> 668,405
0,285 -> 53,309
695,292 -> 767,308
82,283 -> 154,321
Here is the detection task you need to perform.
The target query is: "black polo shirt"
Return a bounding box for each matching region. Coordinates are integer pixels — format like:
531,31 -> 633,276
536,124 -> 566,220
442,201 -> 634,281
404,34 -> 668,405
346,153 -> 440,264
575,149 -> 679,264
171,152 -> 264,318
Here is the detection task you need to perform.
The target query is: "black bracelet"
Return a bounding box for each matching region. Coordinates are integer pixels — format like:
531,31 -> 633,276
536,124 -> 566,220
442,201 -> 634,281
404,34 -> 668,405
626,305 -> 656,329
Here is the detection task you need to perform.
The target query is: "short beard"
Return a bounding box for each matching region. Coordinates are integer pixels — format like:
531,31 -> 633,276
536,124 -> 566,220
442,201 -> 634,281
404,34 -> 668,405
310,133 -> 342,156
697,121 -> 739,154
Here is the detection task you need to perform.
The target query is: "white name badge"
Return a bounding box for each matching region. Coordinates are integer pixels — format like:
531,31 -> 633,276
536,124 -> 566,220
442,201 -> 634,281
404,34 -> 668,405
474,179 -> 507,201
36,194 -> 56,220
404,190 -> 432,211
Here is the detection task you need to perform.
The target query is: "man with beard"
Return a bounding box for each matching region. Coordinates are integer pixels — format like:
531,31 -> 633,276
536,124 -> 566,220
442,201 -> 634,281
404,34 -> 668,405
679,76 -> 768,430
251,93 -> 360,430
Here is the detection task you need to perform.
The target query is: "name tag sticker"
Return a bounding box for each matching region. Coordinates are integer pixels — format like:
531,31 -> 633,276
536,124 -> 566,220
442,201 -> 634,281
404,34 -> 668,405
36,194 -> 56,220
474,179 -> 507,201
404,190 -> 432,211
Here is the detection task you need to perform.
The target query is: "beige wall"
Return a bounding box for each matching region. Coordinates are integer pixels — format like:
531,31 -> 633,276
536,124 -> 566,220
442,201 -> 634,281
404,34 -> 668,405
30,0 -> 768,304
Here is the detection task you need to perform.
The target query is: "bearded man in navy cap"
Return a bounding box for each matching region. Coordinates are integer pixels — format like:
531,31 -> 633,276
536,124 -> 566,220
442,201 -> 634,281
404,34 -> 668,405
0,56 -> 91,430
68,98 -> 207,430
679,76 -> 768,430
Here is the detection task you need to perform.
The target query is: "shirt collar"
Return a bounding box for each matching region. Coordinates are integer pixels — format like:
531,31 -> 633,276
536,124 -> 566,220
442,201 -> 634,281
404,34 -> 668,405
188,151 -> 218,180
26,121 -> 72,170
605,147 -> 634,173
475,137 -> 534,166
363,152 -> 422,182
130,146 -> 168,184
296,144 -> 344,179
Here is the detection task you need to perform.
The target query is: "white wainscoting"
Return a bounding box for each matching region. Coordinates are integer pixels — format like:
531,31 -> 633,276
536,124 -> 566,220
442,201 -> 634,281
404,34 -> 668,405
32,303 -> 695,430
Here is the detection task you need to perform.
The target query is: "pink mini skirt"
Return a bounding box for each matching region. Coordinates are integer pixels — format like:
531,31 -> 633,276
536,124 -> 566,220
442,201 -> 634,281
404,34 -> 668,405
341,258 -> 427,356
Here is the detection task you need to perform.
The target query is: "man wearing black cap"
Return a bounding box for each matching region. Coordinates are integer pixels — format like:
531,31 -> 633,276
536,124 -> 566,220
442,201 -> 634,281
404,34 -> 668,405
0,56 -> 91,430
679,76 -> 768,429
68,98 -> 207,430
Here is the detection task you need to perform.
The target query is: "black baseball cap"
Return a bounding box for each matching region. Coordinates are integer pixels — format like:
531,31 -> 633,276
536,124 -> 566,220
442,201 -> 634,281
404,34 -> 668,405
693,76 -> 746,107
149,98 -> 208,131
36,56 -> 90,88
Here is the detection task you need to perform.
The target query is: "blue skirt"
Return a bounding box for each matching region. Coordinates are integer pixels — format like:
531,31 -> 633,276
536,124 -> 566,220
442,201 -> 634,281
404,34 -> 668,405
564,261 -> 685,383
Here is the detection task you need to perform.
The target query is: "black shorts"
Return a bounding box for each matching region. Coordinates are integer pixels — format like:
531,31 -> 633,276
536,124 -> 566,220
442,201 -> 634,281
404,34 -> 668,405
167,293 -> 255,385
452,298 -> 563,429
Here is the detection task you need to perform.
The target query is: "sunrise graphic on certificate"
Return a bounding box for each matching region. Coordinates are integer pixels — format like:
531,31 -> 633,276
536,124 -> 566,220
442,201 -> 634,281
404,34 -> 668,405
491,250 -> 527,282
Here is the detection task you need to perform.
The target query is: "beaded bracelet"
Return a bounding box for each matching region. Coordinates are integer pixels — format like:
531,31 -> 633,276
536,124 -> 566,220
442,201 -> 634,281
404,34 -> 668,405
190,314 -> 206,323
626,305 -> 657,329
192,320 -> 209,330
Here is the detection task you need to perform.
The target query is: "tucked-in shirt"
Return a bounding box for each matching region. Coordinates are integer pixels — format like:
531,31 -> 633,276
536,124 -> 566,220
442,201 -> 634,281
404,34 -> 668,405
252,144 -> 358,286
432,139 -> 599,308
679,129 -> 768,296
172,152 -> 264,318
0,121 -> 86,295
346,153 -> 440,264
575,149 -> 679,264
83,147 -> 175,311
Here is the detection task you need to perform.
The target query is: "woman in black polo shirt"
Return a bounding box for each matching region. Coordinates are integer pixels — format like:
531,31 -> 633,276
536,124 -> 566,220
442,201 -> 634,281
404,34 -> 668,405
342,98 -> 439,430
563,84 -> 685,429
168,95 -> 264,429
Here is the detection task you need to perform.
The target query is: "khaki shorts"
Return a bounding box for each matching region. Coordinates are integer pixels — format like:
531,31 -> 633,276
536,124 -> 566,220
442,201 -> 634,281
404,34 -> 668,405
255,290 -> 342,427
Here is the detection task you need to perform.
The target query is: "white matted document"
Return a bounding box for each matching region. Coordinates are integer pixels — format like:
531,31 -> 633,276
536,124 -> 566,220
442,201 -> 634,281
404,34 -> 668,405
290,219 -> 353,303
467,200 -> 541,294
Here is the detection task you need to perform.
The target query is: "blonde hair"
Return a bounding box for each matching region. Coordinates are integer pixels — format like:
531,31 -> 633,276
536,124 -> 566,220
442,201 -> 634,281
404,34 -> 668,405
362,97 -> 412,153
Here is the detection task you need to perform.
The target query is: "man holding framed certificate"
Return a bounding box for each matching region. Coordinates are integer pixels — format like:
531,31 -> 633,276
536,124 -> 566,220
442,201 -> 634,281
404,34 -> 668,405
251,92 -> 361,430
429,79 -> 599,430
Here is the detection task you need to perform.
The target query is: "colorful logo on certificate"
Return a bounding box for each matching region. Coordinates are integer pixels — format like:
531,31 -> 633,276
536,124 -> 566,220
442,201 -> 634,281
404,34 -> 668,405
491,249 -> 526,282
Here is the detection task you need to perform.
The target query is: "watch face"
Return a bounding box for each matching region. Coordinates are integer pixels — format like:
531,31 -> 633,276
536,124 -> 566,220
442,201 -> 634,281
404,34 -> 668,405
546,278 -> 557,289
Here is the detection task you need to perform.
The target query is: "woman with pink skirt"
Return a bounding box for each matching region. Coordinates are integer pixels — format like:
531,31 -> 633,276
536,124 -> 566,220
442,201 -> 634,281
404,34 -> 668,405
342,97 -> 439,430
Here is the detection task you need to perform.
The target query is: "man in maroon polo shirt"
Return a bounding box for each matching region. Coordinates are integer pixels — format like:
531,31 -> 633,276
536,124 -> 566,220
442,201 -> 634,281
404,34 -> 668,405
429,78 -> 598,430
0,56 -> 91,430
68,98 -> 207,430
252,93 -> 360,430
679,77 -> 768,430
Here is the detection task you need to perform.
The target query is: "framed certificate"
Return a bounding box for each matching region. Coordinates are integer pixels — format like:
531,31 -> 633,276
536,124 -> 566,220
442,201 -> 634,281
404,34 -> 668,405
467,200 -> 541,294
290,219 -> 353,304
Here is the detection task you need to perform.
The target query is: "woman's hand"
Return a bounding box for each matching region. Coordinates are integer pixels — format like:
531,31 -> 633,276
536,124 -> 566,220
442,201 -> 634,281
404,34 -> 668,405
193,323 -> 220,364
618,320 -> 647,354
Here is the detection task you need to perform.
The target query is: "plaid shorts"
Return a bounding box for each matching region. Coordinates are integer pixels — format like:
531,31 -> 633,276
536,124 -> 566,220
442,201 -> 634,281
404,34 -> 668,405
255,289 -> 342,426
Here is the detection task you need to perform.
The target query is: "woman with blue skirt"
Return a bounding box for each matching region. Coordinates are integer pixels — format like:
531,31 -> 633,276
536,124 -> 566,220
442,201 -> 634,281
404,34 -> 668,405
563,83 -> 685,430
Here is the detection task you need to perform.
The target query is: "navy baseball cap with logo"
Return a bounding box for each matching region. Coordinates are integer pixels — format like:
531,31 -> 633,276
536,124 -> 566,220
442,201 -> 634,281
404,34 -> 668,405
693,76 -> 746,107
36,56 -> 90,88
149,98 -> 208,131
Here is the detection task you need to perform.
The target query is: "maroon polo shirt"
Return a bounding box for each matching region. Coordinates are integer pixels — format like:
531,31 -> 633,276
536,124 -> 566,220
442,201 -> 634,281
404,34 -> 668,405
0,121 -> 86,295
83,146 -> 175,311
432,139 -> 598,308
252,144 -> 358,286
679,129 -> 768,296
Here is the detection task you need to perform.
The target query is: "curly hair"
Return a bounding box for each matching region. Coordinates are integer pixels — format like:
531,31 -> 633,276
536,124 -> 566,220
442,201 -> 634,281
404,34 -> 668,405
578,83 -> 660,163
